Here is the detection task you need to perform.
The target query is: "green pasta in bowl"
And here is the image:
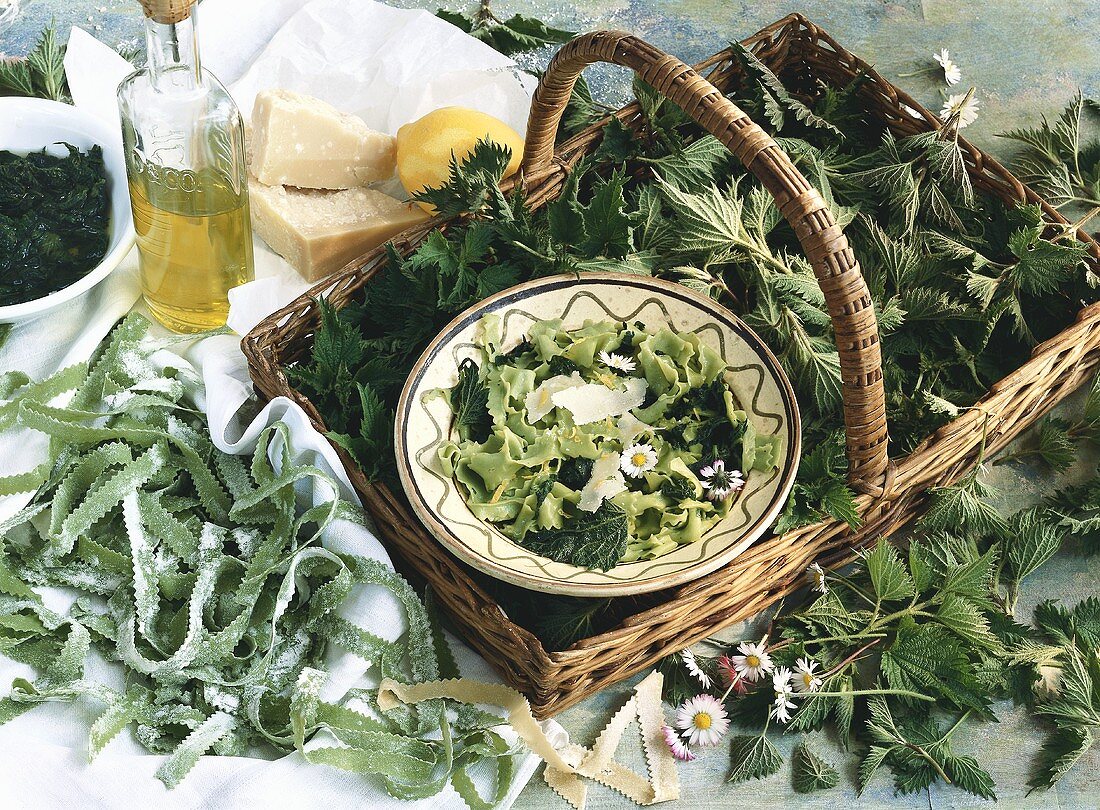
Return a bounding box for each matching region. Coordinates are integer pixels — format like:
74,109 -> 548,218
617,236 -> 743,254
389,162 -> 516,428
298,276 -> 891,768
435,318 -> 782,571
396,273 -> 801,596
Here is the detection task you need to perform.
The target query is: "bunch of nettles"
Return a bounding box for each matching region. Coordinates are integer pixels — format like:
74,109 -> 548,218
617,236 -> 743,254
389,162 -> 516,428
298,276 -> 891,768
662,408 -> 1100,798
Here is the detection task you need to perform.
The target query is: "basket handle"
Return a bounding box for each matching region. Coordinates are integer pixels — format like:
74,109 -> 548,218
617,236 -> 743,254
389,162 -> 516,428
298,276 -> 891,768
521,31 -> 890,494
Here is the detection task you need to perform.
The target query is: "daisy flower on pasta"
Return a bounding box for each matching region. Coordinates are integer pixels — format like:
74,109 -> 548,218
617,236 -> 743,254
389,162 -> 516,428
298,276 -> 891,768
598,350 -> 637,374
620,443 -> 658,477
698,459 -> 745,501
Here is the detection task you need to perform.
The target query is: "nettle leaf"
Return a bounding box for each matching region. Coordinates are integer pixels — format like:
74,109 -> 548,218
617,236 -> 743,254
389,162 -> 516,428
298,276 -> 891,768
633,77 -> 692,154
657,176 -> 751,258
935,593 -> 1000,650
1035,596 -> 1100,649
450,358 -> 492,443
820,479 -> 861,528
26,25 -> 66,101
791,741 -> 840,793
941,546 -> 998,604
411,138 -> 513,217
727,734 -> 783,784
858,744 -> 894,794
577,169 -> 638,259
0,59 -> 35,97
945,754 -> 997,800
920,477 -> 1009,539
562,74 -> 613,139
908,539 -> 937,592
1007,226 -> 1089,296
643,135 -> 731,190
1084,371 -> 1100,425
881,620 -> 990,713
731,43 -> 842,137
436,8 -> 574,56
524,501 -> 629,570
548,171 -> 586,246
1029,726 -> 1093,790
1004,507 -> 1064,585
864,537 -> 915,602
1001,93 -> 1100,208
0,24 -> 68,100
1032,418 -> 1077,471
915,131 -> 975,207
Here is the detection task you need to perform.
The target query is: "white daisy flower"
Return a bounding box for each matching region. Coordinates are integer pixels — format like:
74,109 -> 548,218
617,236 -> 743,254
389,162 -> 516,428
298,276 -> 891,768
932,48 -> 961,85
793,657 -> 823,694
661,724 -> 696,761
598,350 -> 637,374
675,694 -> 730,747
940,91 -> 980,129
807,562 -> 829,594
772,666 -> 793,692
771,667 -> 797,723
772,691 -> 797,723
698,459 -> 745,501
679,649 -> 713,689
730,639 -> 773,682
620,443 -> 658,478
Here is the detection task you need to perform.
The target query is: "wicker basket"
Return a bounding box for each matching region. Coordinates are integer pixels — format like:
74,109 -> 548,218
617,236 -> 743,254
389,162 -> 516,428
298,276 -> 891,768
243,14 -> 1100,718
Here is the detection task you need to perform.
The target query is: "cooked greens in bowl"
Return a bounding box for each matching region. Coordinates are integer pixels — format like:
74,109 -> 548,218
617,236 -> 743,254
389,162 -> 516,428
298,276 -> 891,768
436,317 -> 781,570
0,144 -> 110,306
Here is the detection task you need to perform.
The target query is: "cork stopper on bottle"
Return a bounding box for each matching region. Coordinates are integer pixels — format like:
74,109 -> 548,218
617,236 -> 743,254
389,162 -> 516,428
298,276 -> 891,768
139,0 -> 197,24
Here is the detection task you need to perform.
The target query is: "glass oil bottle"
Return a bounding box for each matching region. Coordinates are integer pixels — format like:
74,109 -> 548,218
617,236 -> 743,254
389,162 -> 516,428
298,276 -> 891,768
117,0 -> 254,332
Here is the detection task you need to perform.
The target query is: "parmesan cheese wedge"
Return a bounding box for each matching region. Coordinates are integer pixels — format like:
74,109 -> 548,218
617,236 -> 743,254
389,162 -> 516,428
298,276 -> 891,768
578,453 -> 627,512
251,89 -> 397,189
551,377 -> 648,426
249,180 -> 429,281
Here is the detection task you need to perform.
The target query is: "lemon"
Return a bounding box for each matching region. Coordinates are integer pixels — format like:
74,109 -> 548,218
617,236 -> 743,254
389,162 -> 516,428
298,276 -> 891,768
396,107 -> 524,213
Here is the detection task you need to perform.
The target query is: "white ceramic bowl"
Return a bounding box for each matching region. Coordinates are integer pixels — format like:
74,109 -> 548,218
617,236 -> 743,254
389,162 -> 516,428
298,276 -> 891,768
0,97 -> 135,323
395,274 -> 802,596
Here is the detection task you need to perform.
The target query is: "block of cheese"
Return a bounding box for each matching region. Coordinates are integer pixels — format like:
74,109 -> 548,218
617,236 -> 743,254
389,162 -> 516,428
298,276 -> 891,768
249,180 -> 429,281
251,89 -> 396,189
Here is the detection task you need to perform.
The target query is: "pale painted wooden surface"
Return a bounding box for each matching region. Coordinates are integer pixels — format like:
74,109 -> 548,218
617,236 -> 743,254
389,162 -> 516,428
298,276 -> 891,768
5,1 -> 1100,806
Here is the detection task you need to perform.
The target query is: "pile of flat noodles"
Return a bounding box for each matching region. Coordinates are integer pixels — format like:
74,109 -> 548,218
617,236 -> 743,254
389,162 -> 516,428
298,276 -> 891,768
439,317 -> 781,564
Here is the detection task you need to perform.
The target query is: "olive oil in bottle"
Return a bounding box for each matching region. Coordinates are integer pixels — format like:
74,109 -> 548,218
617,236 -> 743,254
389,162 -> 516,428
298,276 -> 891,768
118,0 -> 254,332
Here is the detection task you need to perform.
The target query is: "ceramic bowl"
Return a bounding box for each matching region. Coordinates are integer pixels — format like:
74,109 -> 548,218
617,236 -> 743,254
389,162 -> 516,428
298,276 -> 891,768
395,273 -> 801,596
0,97 -> 135,324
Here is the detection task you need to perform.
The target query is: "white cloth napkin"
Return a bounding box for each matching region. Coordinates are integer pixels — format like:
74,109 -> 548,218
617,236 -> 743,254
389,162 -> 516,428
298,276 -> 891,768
0,2 -> 558,807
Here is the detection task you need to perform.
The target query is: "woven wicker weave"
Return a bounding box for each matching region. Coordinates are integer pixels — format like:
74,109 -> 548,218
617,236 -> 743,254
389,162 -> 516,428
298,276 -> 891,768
243,14 -> 1100,717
